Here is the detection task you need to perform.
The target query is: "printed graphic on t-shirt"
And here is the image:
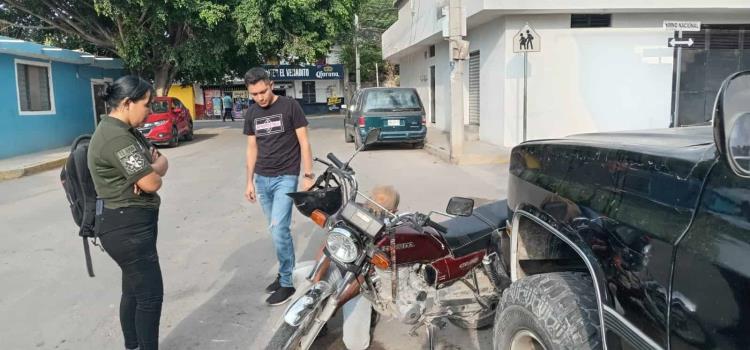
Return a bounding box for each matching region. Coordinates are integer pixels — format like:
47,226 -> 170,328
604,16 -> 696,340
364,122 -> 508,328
254,114 -> 285,137
116,144 -> 147,175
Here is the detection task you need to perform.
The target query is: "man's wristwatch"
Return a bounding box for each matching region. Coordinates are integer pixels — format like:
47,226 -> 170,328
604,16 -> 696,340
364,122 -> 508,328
303,172 -> 315,179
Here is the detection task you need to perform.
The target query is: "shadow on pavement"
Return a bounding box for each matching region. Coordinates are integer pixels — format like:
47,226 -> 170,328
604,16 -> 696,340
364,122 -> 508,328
160,220 -> 328,350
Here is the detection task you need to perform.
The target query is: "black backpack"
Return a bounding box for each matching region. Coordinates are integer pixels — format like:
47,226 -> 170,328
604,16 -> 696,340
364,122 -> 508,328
60,135 -> 99,277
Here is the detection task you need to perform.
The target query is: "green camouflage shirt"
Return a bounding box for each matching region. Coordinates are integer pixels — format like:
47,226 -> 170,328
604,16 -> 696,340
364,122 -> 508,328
87,116 -> 160,209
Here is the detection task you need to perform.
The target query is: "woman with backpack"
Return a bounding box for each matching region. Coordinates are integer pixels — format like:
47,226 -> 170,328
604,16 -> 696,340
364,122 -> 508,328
87,75 -> 168,350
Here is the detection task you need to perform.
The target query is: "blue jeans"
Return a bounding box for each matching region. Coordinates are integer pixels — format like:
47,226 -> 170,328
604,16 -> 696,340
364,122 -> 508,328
255,174 -> 299,288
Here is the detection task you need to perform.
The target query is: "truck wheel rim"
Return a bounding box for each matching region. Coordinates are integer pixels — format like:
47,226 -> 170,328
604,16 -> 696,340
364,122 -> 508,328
510,330 -> 546,350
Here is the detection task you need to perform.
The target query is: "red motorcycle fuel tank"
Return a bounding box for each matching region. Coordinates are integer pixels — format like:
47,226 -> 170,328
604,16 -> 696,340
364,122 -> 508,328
376,225 -> 449,264
375,225 -> 489,287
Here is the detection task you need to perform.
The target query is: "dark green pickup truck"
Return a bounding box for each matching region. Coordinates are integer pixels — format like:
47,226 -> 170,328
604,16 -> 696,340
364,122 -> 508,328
495,72 -> 750,350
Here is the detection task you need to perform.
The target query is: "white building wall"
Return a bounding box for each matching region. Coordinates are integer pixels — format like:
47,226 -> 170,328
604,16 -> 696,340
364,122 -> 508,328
384,1 -> 750,60
397,11 -> 750,148
398,40 -> 452,132
467,18 -> 507,146
501,14 -> 672,146
501,12 -> 750,146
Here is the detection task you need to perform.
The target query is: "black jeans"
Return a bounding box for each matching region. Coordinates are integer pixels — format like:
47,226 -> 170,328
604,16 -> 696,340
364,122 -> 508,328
98,206 -> 162,350
223,108 -> 234,121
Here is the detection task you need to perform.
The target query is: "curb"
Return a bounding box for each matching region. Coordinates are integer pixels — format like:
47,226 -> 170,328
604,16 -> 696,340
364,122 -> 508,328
424,141 -> 453,163
423,141 -> 510,165
0,156 -> 68,181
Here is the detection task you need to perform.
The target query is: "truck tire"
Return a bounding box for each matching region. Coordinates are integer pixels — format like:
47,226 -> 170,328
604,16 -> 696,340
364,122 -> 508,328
493,272 -> 601,350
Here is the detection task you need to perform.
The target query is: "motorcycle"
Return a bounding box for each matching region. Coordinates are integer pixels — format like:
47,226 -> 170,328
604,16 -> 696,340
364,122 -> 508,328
266,128 -> 511,350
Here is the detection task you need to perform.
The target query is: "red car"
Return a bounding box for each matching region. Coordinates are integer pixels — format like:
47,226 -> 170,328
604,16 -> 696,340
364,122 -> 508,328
138,96 -> 194,146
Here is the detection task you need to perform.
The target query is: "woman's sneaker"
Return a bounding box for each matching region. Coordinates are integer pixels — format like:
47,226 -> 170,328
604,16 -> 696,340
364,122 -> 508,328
266,287 -> 296,306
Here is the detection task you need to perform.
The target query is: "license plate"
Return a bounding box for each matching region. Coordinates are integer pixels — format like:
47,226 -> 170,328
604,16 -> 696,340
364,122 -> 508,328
387,119 -> 401,127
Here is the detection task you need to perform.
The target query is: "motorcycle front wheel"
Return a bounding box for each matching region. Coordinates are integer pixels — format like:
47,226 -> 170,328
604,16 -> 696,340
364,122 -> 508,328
266,321 -> 305,350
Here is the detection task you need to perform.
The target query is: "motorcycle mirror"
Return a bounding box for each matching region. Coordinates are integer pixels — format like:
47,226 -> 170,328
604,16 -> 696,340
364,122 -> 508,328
713,70 -> 750,178
344,128 -> 382,167
364,128 -> 381,146
446,197 -> 474,217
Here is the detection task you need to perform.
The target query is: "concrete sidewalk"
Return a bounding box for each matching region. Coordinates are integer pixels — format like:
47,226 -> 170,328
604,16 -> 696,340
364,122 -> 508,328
0,147 -> 69,181
424,126 -> 512,165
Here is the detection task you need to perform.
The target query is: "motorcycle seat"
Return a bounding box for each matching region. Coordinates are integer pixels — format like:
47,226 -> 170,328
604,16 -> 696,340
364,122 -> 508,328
436,199 -> 508,257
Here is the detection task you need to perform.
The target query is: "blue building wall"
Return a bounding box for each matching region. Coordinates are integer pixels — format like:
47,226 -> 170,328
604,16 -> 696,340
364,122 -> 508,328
0,53 -> 123,159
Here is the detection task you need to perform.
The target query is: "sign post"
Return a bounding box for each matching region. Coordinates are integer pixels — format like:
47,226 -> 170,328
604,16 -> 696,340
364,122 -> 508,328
664,20 -> 701,127
513,23 -> 540,142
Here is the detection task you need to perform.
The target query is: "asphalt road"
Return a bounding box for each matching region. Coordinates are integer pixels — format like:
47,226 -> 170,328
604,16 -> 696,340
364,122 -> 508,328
0,115 -> 508,349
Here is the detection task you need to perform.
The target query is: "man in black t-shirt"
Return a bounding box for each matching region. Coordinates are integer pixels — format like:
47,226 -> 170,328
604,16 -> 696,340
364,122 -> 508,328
242,67 -> 315,305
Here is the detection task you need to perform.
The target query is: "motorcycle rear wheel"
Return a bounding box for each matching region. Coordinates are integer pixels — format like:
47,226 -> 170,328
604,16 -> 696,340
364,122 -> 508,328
448,297 -> 498,330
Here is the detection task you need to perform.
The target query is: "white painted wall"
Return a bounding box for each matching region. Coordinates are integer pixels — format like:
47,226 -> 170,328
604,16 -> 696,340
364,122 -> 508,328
467,18 -> 507,145
392,10 -> 750,148
501,12 -> 750,146
398,41 -> 452,132
501,14 -> 672,146
383,0 -> 750,60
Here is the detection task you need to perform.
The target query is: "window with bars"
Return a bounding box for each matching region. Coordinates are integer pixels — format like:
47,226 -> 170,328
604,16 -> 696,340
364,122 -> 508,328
16,61 -> 54,114
571,14 -> 612,28
673,25 -> 750,126
302,81 -> 316,104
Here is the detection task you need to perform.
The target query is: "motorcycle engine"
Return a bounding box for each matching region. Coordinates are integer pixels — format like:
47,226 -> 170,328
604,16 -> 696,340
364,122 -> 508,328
371,264 -> 433,325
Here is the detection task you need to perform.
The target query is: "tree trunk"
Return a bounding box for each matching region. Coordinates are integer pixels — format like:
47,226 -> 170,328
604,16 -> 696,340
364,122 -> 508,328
153,64 -> 173,96
383,61 -> 398,87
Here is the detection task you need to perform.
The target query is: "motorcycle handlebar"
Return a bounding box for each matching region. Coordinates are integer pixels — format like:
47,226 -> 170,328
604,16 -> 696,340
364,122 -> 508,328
327,153 -> 345,169
314,157 -> 332,167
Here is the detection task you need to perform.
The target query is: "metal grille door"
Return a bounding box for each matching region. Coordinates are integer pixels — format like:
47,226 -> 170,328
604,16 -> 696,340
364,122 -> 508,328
469,51 -> 480,125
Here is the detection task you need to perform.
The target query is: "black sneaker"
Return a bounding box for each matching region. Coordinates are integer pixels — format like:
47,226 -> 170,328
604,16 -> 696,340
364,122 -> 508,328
266,287 -> 296,306
265,275 -> 281,294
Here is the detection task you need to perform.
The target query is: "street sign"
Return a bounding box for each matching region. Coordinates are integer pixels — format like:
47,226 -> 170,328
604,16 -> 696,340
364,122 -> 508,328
664,20 -> 701,128
663,21 -> 701,32
669,37 -> 695,47
513,23 -> 541,53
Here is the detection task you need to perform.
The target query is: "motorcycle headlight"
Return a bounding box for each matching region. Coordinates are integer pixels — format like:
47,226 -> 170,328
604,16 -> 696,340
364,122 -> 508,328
326,227 -> 360,264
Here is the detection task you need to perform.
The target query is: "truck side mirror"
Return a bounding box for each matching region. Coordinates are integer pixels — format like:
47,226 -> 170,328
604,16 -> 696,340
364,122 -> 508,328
713,71 -> 750,178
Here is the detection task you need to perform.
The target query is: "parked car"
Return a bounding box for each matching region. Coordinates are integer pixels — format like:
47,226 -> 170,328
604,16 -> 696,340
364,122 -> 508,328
343,87 -> 427,150
494,71 -> 750,350
139,96 -> 194,146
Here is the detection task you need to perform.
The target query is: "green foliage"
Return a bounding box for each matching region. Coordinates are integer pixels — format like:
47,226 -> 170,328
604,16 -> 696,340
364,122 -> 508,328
339,0 -> 397,83
234,0 -> 357,63
1,0 -> 356,91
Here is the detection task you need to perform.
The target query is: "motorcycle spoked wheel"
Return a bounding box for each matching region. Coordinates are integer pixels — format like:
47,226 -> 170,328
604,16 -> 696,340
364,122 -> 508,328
265,297 -> 331,350
265,268 -> 340,350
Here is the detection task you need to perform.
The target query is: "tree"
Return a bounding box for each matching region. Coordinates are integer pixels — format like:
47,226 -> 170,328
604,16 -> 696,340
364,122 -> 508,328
0,0 -> 256,95
234,0 -> 358,63
338,0 -> 398,86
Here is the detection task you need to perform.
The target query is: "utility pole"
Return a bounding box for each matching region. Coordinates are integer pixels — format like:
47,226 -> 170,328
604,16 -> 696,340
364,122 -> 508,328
448,0 -> 467,162
354,14 -> 361,90
375,63 -> 379,87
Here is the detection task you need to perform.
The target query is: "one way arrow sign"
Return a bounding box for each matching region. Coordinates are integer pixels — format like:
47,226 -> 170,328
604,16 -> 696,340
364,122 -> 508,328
669,37 -> 694,47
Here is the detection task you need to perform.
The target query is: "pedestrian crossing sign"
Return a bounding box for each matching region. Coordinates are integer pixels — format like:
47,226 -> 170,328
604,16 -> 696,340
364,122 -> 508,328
514,23 -> 541,53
